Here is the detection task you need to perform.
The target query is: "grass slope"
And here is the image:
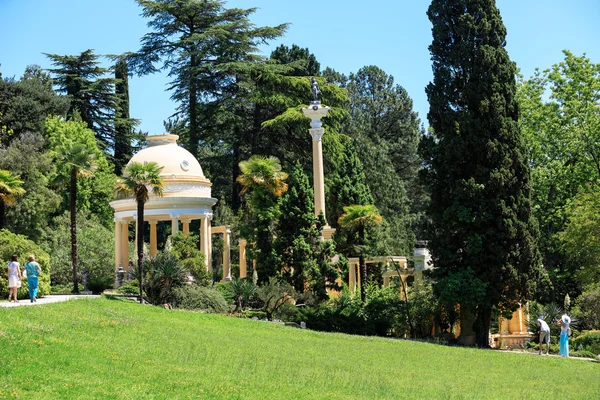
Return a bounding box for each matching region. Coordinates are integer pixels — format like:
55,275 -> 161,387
0,298 -> 598,399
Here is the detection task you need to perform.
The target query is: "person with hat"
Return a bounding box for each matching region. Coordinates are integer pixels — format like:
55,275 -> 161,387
558,314 -> 571,357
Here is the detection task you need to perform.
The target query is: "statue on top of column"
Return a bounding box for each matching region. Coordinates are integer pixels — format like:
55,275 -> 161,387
311,77 -> 320,103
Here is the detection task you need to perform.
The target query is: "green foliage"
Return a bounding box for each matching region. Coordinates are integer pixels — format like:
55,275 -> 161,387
423,0 -> 542,346
273,162 -> 339,298
0,133 -> 60,242
171,285 -> 229,313
87,276 -> 114,294
256,277 -> 296,320
270,44 -> 320,76
116,283 -> 140,295
0,65 -> 69,139
45,50 -> 118,147
41,210 -> 114,287
169,232 -> 208,285
140,251 -> 187,305
572,283 -> 600,330
230,277 -> 257,311
572,330 -> 600,355
111,55 -> 138,175
519,52 -> 600,301
0,229 -> 50,299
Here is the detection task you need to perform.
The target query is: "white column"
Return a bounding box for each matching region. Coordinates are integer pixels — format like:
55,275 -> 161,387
121,220 -> 129,273
114,219 -> 122,272
171,214 -> 179,235
200,215 -> 210,272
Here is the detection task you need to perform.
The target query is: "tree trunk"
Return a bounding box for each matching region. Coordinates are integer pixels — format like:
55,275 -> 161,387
359,225 -> 367,303
70,167 -> 79,294
474,306 -> 492,348
137,200 -> 145,304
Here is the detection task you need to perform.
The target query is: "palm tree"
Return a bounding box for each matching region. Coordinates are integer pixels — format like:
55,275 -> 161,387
236,155 -> 288,283
0,170 -> 25,229
115,161 -> 164,303
237,155 -> 289,197
338,204 -> 383,303
57,143 -> 97,294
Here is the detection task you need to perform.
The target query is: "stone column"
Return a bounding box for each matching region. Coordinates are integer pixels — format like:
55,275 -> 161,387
348,261 -> 356,292
171,214 -> 179,235
206,213 -> 213,274
223,227 -> 231,281
200,215 -> 209,272
114,219 -> 122,272
383,275 -> 390,288
182,219 -> 190,235
302,102 -> 335,240
121,221 -> 129,273
239,239 -> 247,279
149,221 -> 158,257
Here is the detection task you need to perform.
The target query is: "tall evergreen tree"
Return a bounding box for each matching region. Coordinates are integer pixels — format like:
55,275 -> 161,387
273,162 -> 338,298
422,0 -> 541,346
45,50 -> 118,147
130,0 -> 288,159
112,56 -> 137,175
270,44 -> 320,76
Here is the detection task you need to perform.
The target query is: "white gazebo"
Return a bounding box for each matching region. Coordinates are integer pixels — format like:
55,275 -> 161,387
110,134 -> 217,275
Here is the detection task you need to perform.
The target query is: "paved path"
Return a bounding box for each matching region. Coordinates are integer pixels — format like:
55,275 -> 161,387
0,295 -> 100,308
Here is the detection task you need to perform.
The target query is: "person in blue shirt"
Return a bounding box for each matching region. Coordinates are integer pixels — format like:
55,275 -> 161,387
24,255 -> 41,303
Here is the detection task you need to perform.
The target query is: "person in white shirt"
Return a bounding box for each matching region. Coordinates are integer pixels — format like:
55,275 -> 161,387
537,316 -> 551,355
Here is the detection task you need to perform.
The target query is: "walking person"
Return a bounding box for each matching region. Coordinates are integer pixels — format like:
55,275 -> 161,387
558,314 -> 571,357
537,315 -> 551,355
24,255 -> 41,303
7,255 -> 22,303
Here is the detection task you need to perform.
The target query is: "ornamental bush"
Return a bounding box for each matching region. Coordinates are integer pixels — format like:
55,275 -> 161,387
573,330 -> 600,355
0,229 -> 51,299
171,285 -> 229,313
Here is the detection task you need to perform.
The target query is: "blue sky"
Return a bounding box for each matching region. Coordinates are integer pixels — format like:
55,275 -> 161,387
1,0 -> 598,134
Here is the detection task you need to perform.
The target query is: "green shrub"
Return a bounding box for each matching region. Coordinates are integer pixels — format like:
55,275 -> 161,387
42,210 -> 113,286
244,310 -> 267,319
0,229 -> 51,299
87,276 -> 113,294
139,251 -> 187,305
572,283 -> 600,330
171,285 -> 229,313
573,330 -> 600,355
214,281 -> 235,305
116,284 -> 141,295
571,350 -> 598,359
273,302 -> 300,322
51,284 -> 75,295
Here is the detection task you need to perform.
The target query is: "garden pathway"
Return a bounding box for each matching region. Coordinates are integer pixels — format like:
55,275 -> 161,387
0,295 -> 99,308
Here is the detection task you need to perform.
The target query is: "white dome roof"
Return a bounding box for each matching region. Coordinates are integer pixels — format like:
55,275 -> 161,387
128,134 -> 204,179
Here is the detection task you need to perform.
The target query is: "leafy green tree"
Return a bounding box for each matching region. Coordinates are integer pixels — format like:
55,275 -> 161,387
0,65 -> 69,141
518,51 -> 600,300
130,0 -> 288,159
57,142 -> 98,294
45,116 -> 117,229
169,232 -> 209,285
572,282 -> 600,330
237,155 -> 288,284
274,162 -> 338,298
422,0 -> 541,346
338,204 -> 383,303
0,133 -> 61,241
43,210 -> 114,286
45,50 -> 118,147
115,161 -> 164,302
0,170 -> 25,229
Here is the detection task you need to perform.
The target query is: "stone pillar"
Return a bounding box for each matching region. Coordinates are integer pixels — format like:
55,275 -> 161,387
171,214 -> 179,235
348,261 -> 356,292
182,219 -> 190,235
114,219 -> 122,272
149,221 -> 158,257
383,275 -> 390,288
302,102 -> 335,240
206,213 -> 213,273
121,221 -> 129,273
223,227 -> 231,281
239,239 -> 247,279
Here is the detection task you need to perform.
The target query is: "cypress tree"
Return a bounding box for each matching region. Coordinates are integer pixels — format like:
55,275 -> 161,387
423,0 -> 541,346
274,162 -> 338,299
112,56 -> 136,175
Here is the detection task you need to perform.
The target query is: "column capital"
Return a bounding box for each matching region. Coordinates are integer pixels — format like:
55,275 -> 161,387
148,220 -> 158,225
202,212 -> 213,221
170,213 -> 180,219
309,127 -> 324,141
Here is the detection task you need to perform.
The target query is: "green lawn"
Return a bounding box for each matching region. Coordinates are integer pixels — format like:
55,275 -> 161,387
0,298 -> 598,399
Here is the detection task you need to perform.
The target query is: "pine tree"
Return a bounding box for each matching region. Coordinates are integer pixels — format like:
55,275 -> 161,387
423,0 -> 542,346
45,50 -> 118,148
274,162 -> 338,299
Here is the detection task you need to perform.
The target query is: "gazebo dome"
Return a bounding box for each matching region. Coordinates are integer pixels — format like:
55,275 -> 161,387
128,134 -> 205,181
